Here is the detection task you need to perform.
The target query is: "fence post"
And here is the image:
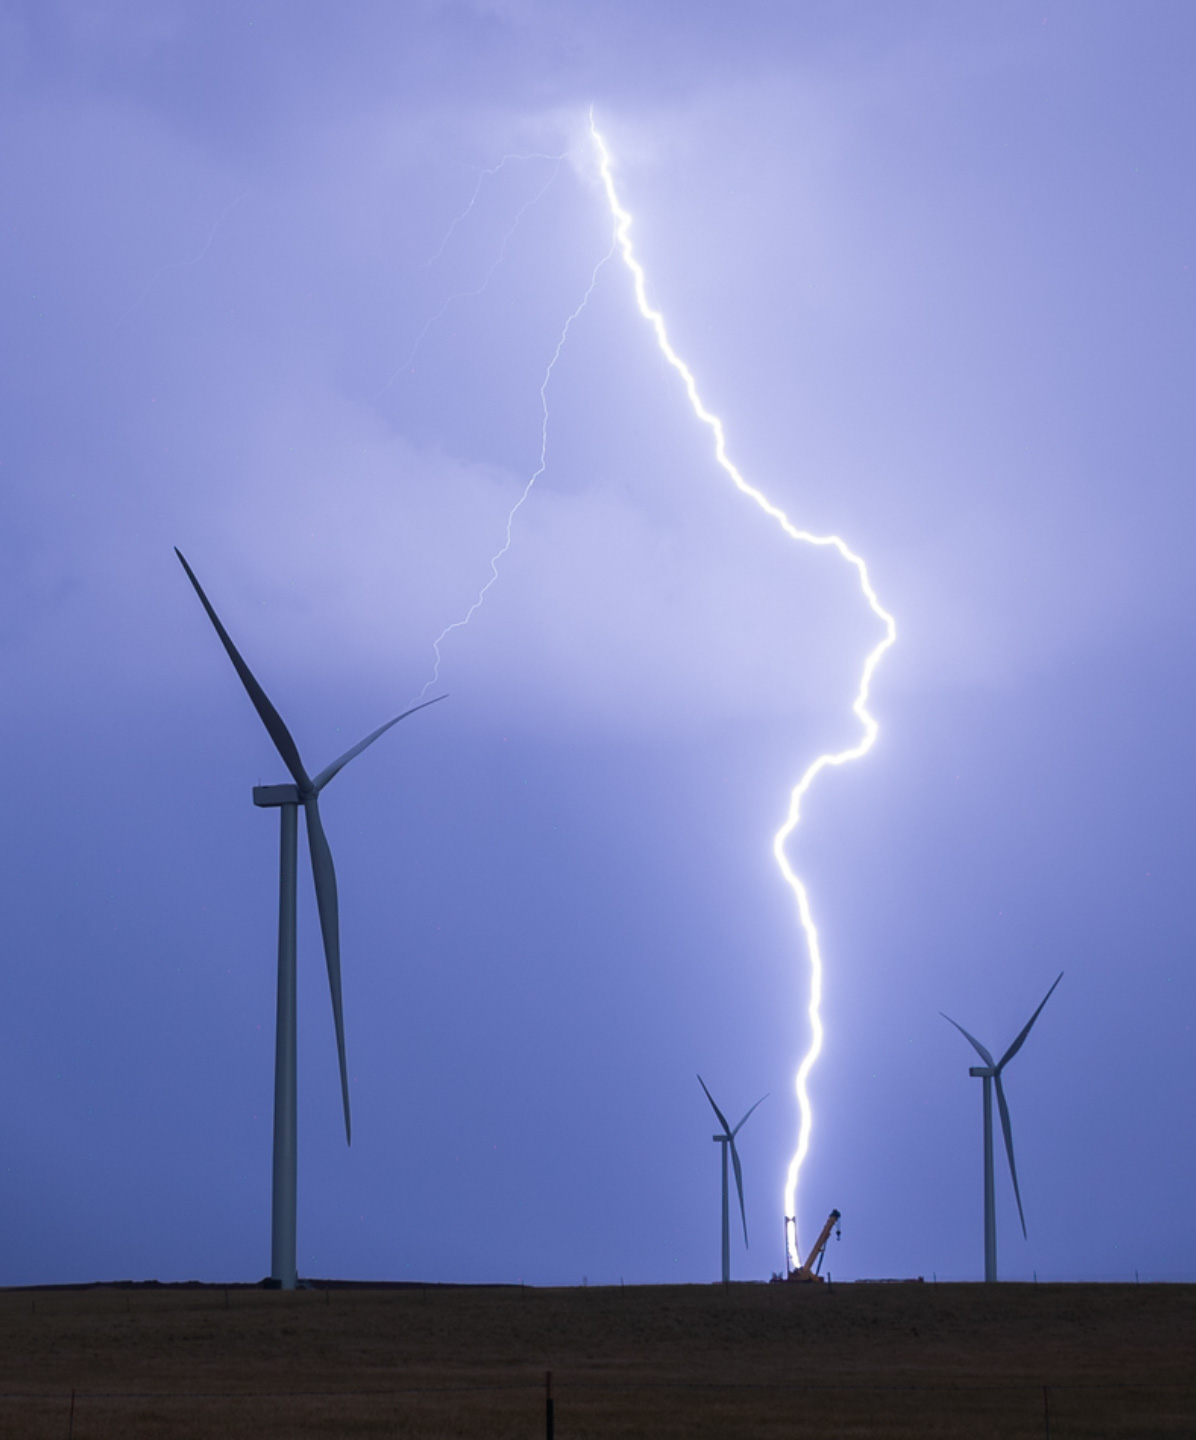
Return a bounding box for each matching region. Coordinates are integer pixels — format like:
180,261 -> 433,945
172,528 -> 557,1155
1043,1384 -> 1050,1439
546,1370 -> 555,1439
67,1388 -> 75,1440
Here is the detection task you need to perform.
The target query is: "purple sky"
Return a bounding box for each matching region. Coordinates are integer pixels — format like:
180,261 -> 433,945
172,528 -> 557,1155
2,0 -> 1194,1286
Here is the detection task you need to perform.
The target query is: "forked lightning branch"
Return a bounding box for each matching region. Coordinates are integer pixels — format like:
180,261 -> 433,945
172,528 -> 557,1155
587,115 -> 896,1272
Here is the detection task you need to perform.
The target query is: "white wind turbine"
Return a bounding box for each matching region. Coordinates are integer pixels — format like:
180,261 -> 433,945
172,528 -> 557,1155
177,549 -> 443,1289
697,1075 -> 767,1285
942,972 -> 1063,1283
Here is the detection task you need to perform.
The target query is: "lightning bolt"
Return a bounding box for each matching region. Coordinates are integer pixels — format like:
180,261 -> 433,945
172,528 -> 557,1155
378,154 -> 567,402
423,151 -> 566,269
115,192 -> 245,332
418,237 -> 615,696
588,113 -> 897,1271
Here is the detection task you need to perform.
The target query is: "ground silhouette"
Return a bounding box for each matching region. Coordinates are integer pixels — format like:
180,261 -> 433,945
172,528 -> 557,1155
1,1279 -> 1193,1436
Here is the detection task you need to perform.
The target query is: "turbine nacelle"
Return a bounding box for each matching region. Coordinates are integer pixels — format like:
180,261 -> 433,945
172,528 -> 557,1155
254,784 -> 301,808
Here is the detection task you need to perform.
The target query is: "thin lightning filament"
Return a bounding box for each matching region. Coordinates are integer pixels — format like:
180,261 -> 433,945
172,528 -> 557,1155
380,157 -> 567,401
419,240 -> 615,695
589,113 -> 897,1271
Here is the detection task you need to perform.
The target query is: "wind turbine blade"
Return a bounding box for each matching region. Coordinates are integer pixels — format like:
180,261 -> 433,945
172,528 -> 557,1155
940,1013 -> 995,1068
175,549 -> 311,791
731,1093 -> 768,1138
304,795 -> 351,1144
730,1138 -> 749,1247
697,1075 -> 732,1137
997,972 -> 1064,1072
312,695 -> 447,793
994,1072 -> 1027,1237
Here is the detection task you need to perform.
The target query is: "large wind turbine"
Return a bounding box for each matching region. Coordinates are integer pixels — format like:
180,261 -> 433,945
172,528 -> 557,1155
942,972 -> 1063,1283
697,1076 -> 766,1285
176,549 -> 443,1289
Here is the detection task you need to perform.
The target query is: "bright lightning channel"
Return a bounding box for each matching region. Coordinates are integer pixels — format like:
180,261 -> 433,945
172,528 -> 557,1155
588,113 -> 897,1271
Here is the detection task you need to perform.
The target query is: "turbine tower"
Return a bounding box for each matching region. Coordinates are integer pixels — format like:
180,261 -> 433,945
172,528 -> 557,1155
697,1076 -> 766,1285
942,972 -> 1063,1283
176,549 -> 443,1289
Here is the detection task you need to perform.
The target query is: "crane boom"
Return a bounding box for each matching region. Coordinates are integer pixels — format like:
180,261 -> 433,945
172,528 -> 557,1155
788,1209 -> 841,1283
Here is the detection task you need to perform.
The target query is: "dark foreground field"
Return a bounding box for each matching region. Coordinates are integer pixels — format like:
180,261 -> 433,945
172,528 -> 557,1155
1,1279 -> 1193,1439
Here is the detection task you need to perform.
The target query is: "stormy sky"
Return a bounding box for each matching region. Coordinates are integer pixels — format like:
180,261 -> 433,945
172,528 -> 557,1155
1,0 -> 1194,1286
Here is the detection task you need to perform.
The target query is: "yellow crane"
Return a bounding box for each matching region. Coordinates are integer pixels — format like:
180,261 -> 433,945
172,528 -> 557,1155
786,1209 -> 841,1282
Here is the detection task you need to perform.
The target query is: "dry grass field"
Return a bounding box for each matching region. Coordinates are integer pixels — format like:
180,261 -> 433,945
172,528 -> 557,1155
0,1278 -> 1192,1438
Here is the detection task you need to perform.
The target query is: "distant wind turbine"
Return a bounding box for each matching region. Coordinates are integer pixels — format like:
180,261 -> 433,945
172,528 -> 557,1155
942,972 -> 1063,1283
697,1075 -> 767,1285
176,549 -> 444,1289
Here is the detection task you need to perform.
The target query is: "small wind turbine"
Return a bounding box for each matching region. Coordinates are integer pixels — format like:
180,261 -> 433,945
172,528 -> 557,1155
176,549 -> 443,1289
697,1075 -> 766,1285
942,972 -> 1063,1283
